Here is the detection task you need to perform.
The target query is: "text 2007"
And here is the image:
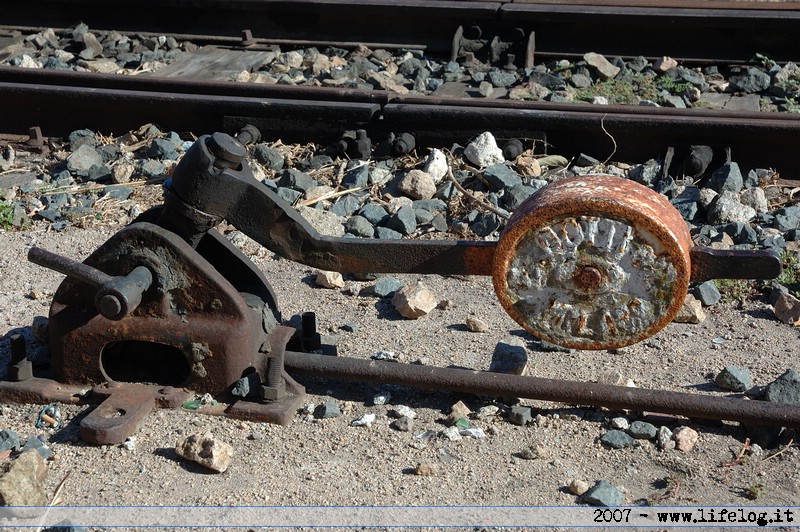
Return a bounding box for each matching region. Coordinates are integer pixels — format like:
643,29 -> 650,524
593,509 -> 631,523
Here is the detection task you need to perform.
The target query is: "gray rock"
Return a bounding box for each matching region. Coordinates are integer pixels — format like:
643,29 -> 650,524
765,369 -> 800,404
330,195 -> 361,217
373,277 -> 404,298
707,163 -> 743,194
722,222 -> 758,245
568,73 -> 593,89
0,429 -> 19,452
139,159 -> 166,178
488,69 -> 518,88
489,339 -> 528,375
147,138 -> 180,160
0,450 -> 48,506
359,203 -> 389,225
102,186 -> 132,201
342,161 -> 370,188
470,213 -> 501,237
714,366 -> 751,392
657,426 -> 675,450
314,400 -> 341,419
707,191 -> 756,225
276,187 -> 302,205
583,480 -> 624,506
600,430 -> 636,449
661,94 -> 686,108
730,67 -> 771,93
375,226 -> 403,239
694,280 -> 721,306
628,159 -> 661,186
611,417 -> 629,430
503,185 -> 537,211
391,416 -> 413,432
344,215 -> 374,237
66,144 -> 103,173
483,164 -> 522,192
671,188 -> 700,221
773,205 -> 800,232
508,406 -> 533,426
628,421 -> 657,440
21,436 -> 53,461
79,32 -> 103,60
386,205 -> 417,235
278,168 -> 317,192
231,372 -> 261,398
252,144 -> 284,170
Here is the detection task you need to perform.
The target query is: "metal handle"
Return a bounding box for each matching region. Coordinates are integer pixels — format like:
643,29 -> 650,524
28,246 -> 153,320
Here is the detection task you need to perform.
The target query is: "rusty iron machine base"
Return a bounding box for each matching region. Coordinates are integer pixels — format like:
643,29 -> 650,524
3,130 -> 799,445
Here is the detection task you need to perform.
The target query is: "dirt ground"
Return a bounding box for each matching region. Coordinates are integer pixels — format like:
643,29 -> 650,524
1,216 -> 799,530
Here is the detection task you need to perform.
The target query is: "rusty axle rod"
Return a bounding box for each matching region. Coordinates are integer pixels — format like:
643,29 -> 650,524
284,351 -> 800,428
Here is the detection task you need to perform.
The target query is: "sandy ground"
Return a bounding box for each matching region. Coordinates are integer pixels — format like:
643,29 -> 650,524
0,217 -> 798,531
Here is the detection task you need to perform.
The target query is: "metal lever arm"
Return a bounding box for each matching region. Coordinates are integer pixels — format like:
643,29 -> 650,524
164,133 -> 781,281
28,246 -> 153,320
165,133 -> 495,275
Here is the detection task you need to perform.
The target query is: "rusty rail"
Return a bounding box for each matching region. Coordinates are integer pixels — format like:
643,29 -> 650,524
3,71 -> 800,177
284,351 -> 800,428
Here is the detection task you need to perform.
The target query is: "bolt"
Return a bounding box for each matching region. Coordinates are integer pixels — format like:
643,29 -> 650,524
241,29 -> 256,47
392,133 -> 416,156
502,139 -> 524,160
97,294 -> 123,319
10,334 -> 26,363
236,124 -> 261,146
207,132 -> 247,169
574,266 -> 603,291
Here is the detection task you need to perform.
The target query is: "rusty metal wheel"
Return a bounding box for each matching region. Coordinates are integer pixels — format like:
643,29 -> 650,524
492,175 -> 693,350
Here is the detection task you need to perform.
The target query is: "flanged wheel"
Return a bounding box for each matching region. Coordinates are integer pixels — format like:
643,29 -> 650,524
492,175 -> 693,350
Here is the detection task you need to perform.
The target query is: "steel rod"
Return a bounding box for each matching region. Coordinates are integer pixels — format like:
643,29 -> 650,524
284,351 -> 800,428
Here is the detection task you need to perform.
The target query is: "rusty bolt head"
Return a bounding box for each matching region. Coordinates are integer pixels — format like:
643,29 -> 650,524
261,382 -> 286,401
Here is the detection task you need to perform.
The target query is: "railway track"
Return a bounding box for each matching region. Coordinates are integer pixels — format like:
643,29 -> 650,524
4,0 -> 800,61
1,1 -> 800,177
2,65 -> 800,178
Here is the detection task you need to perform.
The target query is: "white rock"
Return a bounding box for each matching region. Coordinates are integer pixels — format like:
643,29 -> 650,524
442,426 -> 462,441
175,432 -> 233,473
654,56 -> 679,72
422,149 -> 449,184
315,270 -> 344,289
673,294 -> 706,324
569,479 -> 590,496
393,405 -> 417,419
740,187 -> 769,214
673,426 -> 699,452
111,163 -> 135,184
392,282 -> 437,319
459,428 -> 485,439
373,391 -> 391,405
466,316 -> 489,332
464,132 -> 504,168
351,413 -> 376,427
611,417 -> 629,430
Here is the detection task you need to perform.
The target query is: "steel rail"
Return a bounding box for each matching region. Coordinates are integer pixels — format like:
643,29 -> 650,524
284,351 -> 800,428
2,74 -> 800,177
3,0 -> 799,59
